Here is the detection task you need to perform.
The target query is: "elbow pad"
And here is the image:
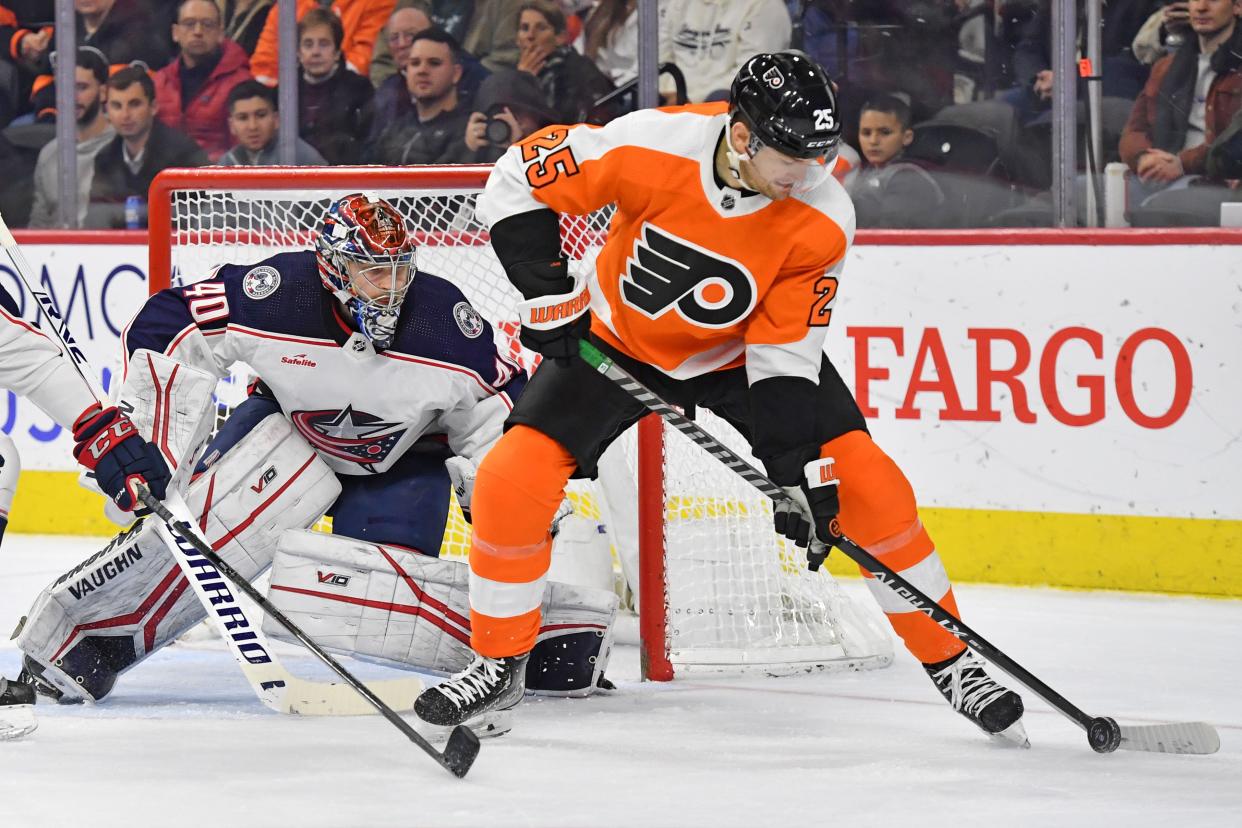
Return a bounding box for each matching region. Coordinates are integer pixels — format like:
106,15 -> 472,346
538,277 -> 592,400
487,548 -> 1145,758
749,375 -> 821,487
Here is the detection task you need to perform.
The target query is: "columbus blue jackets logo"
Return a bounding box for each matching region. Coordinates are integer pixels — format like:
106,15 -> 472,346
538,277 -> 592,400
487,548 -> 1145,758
290,406 -> 407,466
243,266 -> 281,300
620,224 -> 757,328
453,301 -> 485,338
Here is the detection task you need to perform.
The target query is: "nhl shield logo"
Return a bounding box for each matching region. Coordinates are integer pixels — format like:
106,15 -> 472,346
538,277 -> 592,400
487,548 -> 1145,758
453,301 -> 485,338
762,66 -> 785,90
242,266 -> 281,300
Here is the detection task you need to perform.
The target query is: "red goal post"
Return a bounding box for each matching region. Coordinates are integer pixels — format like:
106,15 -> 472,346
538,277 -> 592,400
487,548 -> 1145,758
147,165 -> 893,682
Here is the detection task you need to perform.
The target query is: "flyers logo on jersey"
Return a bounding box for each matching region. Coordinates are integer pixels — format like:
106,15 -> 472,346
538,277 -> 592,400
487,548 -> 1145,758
620,225 -> 757,329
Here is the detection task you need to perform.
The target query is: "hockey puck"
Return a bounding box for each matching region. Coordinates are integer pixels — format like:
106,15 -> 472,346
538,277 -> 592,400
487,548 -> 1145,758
1088,716 -> 1122,753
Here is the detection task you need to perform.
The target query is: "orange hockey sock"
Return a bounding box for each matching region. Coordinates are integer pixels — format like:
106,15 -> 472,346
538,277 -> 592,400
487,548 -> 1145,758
468,426 -> 578,658
826,431 -> 966,665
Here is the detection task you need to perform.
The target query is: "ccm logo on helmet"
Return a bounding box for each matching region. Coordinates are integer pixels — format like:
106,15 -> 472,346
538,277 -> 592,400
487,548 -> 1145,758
621,224 -> 757,328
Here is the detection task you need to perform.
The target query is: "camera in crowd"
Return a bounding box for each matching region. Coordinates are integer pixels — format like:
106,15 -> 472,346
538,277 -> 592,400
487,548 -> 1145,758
485,114 -> 516,147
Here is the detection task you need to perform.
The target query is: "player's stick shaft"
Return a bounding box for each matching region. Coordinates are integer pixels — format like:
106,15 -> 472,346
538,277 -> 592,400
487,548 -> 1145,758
139,489 -> 479,777
579,339 -> 1219,755
0,211 -> 479,776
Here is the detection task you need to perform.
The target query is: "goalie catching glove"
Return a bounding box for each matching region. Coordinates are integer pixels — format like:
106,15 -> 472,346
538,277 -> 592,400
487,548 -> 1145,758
773,457 -> 841,571
71,404 -> 170,512
510,259 -> 591,365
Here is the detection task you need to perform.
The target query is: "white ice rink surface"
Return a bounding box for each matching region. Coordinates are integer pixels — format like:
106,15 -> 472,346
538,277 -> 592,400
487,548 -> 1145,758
0,535 -> 1238,828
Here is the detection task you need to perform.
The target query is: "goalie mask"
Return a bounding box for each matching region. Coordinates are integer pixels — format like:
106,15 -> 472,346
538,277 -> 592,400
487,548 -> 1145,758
726,51 -> 841,199
316,193 -> 416,350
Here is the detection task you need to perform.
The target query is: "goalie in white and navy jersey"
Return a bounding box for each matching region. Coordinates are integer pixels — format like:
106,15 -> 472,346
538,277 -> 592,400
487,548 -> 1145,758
12,194 -> 620,714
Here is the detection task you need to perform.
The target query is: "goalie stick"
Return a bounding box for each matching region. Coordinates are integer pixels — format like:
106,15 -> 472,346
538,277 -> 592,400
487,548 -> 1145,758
0,212 -> 479,777
579,339 -> 1220,756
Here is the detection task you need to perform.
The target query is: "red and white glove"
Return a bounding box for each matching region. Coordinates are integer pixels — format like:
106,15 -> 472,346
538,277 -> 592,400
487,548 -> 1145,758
72,405 -> 170,512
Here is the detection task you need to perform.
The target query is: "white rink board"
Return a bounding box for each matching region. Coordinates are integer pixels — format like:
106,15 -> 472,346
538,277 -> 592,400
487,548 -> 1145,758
3,239 -> 1239,520
831,244 -> 1240,519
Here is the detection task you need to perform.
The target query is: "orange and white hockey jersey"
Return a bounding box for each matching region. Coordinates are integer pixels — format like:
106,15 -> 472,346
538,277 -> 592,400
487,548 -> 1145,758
477,102 -> 856,385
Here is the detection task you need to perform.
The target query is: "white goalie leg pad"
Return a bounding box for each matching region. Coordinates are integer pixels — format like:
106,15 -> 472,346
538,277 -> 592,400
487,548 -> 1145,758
266,530 -> 619,696
17,413 -> 339,702
79,349 -> 219,517
13,519 -> 191,702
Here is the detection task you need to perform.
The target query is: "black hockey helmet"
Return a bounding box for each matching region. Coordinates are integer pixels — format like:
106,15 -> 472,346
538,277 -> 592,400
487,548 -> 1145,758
729,51 -> 841,161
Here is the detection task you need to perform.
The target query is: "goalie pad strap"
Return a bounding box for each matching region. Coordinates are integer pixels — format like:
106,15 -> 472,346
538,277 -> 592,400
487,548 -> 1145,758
266,530 -> 617,697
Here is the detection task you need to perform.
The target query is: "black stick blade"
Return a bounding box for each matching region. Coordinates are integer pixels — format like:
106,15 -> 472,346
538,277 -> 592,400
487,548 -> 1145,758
442,725 -> 482,778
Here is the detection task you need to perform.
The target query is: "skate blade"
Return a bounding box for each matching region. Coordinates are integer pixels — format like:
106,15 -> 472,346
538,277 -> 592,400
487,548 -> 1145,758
987,718 -> 1030,749
0,705 -> 38,741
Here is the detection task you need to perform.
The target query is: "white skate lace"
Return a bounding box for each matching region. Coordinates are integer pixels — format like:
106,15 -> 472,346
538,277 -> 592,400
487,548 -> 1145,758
932,651 -> 1010,717
435,656 -> 507,710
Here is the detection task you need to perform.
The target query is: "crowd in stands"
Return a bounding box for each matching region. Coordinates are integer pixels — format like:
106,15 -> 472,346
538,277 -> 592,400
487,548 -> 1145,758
4,0 -> 1242,228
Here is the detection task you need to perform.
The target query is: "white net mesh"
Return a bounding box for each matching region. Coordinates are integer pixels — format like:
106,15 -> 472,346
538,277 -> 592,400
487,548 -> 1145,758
159,172 -> 892,677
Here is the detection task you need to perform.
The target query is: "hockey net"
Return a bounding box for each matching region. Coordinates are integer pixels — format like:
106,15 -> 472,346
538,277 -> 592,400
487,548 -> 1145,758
148,166 -> 892,680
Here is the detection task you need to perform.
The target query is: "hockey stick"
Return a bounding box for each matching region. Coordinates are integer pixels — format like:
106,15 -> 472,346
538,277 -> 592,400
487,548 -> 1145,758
3,215 -> 426,719
579,339 -> 1221,756
139,489 -> 479,777
0,214 -> 479,776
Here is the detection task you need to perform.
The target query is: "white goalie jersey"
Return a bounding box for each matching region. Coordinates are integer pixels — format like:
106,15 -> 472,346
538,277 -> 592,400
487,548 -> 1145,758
119,251 -> 528,475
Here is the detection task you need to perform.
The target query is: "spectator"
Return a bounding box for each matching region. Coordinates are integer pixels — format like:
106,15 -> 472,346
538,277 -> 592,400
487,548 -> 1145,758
459,62 -> 555,161
370,3 -> 432,86
1120,0 -> 1242,190
658,0 -> 790,103
223,0 -> 275,56
370,26 -> 472,163
88,65 -> 206,227
25,0 -> 174,121
463,0 -> 523,72
514,0 -> 612,123
582,0 -> 636,86
368,7 -> 488,145
2,1 -> 53,123
847,93 -> 947,228
154,0 -> 253,161
1005,0 -> 1161,122
76,0 -> 171,68
28,46 -> 113,227
250,0 -> 396,84
216,79 -> 326,164
297,6 -> 375,163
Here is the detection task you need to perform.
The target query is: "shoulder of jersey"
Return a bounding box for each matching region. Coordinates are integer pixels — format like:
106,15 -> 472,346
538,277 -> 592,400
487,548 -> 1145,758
389,271 -> 497,373
214,250 -> 327,332
793,172 -> 857,245
604,101 -> 728,160
216,251 -> 317,306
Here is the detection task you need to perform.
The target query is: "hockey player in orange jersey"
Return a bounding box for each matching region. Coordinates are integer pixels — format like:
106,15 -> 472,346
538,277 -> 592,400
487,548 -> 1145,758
415,51 -> 1028,747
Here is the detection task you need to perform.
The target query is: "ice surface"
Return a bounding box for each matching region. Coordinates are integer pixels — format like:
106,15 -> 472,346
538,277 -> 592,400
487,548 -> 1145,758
0,535 -> 1237,828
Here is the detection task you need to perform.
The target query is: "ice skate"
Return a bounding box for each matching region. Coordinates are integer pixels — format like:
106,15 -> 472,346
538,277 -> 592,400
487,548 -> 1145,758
925,650 -> 1028,747
0,675 -> 37,740
414,653 -> 529,733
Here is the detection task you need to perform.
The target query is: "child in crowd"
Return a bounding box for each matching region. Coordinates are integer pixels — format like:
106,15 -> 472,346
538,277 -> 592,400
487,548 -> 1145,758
847,93 -> 946,228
